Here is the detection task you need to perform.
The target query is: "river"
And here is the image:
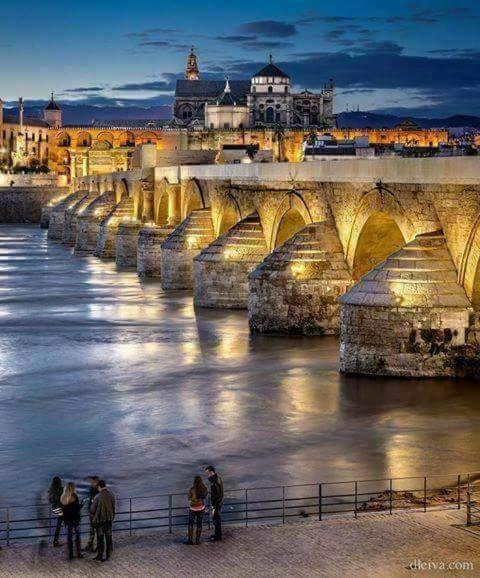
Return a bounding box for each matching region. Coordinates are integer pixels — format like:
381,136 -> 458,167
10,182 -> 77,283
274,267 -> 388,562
0,225 -> 479,505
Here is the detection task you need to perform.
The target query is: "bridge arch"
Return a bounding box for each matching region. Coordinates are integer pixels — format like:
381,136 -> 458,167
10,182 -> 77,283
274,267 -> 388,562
345,187 -> 415,279
154,178 -> 170,225
182,178 -> 206,219
269,191 -> 313,250
217,194 -> 242,236
459,212 -> 480,307
115,179 -> 129,203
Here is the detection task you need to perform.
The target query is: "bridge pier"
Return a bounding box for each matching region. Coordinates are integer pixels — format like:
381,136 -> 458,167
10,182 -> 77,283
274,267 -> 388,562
40,205 -> 52,229
161,209 -> 215,290
75,191 -> 117,253
94,197 -> 134,259
115,220 -> 143,268
137,224 -> 174,278
339,232 -> 473,377
249,221 -> 353,335
194,212 -> 268,309
47,191 -> 89,240
62,192 -> 98,246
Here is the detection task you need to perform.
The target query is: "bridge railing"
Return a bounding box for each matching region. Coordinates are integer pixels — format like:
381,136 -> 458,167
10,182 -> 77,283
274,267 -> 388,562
466,479 -> 480,526
0,472 -> 477,546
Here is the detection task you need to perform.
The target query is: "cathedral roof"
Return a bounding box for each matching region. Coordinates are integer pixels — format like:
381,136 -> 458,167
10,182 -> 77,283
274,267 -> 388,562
253,61 -> 289,79
216,79 -> 238,106
175,79 -> 250,100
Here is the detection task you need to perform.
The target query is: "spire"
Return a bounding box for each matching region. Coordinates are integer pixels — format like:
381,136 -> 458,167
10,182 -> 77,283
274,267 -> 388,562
185,46 -> 199,80
45,91 -> 61,111
269,54 -> 273,64
224,77 -> 231,93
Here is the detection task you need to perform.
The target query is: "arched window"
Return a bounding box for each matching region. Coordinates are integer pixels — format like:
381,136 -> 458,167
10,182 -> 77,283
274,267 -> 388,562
266,107 -> 274,123
268,86 -> 273,93
284,86 -> 288,93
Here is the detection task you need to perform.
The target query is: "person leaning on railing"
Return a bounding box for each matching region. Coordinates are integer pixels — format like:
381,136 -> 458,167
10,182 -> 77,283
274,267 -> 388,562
60,482 -> 83,560
83,476 -> 99,553
48,476 -> 64,547
205,466 -> 224,542
90,480 -> 116,563
185,476 -> 209,545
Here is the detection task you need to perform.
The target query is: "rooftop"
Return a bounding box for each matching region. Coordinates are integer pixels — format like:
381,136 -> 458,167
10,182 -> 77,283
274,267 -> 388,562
175,79 -> 250,100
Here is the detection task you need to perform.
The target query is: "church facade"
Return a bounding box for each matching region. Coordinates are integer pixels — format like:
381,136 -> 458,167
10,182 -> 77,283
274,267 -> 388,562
173,49 -> 336,129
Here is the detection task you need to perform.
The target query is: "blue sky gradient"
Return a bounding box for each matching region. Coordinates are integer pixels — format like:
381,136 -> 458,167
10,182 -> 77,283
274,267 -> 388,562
1,0 -> 479,116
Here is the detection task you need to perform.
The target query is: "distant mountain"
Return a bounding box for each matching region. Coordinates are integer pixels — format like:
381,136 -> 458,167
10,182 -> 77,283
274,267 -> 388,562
17,104 -> 172,126
337,111 -> 480,129
9,103 -> 480,130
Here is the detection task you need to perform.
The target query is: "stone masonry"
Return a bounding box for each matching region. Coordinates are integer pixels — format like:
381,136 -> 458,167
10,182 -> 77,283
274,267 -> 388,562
94,197 -> 134,259
115,220 -> 143,268
137,224 -> 174,278
47,190 -> 89,240
249,221 -> 353,334
75,191 -> 117,253
194,212 -> 268,308
339,232 -> 473,377
0,186 -> 69,224
161,209 -> 215,290
61,191 -> 98,246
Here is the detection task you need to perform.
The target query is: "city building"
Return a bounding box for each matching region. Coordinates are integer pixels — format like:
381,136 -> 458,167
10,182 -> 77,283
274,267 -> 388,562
173,49 -> 336,129
0,95 -> 60,169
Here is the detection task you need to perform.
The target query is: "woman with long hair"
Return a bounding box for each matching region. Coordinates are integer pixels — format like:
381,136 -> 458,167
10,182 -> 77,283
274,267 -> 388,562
185,475 -> 208,545
48,476 -> 63,547
60,482 -> 83,560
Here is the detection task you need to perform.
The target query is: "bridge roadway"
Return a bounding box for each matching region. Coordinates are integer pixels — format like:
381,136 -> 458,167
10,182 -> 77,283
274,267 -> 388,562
1,509 -> 478,576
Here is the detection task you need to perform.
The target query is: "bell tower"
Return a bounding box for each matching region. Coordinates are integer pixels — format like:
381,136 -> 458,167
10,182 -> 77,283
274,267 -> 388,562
185,47 -> 199,80
44,92 -> 62,128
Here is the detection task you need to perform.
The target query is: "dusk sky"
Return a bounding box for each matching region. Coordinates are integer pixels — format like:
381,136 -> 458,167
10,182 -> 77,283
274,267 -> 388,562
1,0 -> 480,116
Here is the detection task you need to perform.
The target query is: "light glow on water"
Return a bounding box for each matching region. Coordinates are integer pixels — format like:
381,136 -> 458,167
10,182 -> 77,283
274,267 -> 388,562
0,225 -> 479,504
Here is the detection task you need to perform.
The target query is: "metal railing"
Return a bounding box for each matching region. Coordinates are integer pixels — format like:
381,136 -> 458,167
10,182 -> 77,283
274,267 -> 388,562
0,472 -> 477,546
466,479 -> 480,526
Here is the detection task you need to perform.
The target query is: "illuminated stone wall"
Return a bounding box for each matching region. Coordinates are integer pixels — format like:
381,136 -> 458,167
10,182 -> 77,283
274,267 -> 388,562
48,126 -> 449,178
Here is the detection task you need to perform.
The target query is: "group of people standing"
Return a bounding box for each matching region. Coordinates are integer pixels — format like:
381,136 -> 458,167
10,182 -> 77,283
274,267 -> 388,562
48,476 -> 116,562
47,465 -> 223,562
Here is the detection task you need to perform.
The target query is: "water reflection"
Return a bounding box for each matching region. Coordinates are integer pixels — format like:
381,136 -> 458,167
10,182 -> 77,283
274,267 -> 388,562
0,225 -> 479,506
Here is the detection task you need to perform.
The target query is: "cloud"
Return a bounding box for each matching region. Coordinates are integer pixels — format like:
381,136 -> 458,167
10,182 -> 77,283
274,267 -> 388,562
63,86 -> 104,93
239,20 -> 297,37
216,35 -> 256,43
242,40 -> 293,50
222,46 -> 480,116
138,41 -> 189,52
297,5 -> 479,27
427,48 -> 480,59
112,80 -> 175,92
351,41 -> 404,55
126,28 -> 189,52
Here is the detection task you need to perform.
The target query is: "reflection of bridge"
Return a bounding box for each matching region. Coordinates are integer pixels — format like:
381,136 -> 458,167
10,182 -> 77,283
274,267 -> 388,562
45,156 -> 480,378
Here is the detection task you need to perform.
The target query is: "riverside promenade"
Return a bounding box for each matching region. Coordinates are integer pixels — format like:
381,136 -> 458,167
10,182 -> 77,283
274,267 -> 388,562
1,510 -> 478,577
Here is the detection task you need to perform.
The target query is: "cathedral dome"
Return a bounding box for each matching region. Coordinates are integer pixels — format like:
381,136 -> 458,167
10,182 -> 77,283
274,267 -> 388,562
253,56 -> 290,79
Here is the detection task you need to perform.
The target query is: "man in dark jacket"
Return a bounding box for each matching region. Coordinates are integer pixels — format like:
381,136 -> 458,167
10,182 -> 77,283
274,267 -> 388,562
83,476 -> 99,552
90,480 -> 115,562
205,465 -> 224,541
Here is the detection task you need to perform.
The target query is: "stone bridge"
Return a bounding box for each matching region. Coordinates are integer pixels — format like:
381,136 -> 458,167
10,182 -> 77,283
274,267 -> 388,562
45,157 -> 480,378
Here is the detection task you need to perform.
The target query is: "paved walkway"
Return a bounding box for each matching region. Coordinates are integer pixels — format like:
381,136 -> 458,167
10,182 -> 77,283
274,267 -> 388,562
1,509 -> 479,577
